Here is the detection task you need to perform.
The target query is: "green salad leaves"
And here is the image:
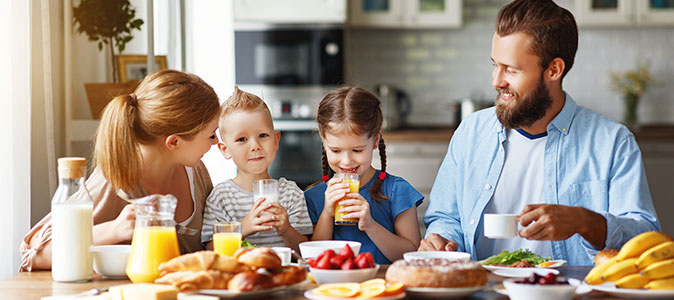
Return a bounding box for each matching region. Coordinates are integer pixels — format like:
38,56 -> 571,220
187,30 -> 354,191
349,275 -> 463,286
481,249 -> 549,265
241,240 -> 256,248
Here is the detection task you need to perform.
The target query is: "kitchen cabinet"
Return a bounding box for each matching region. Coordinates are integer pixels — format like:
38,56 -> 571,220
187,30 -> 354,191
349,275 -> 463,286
234,0 -> 346,23
348,0 -> 462,28
373,138 -> 449,236
575,0 -> 674,27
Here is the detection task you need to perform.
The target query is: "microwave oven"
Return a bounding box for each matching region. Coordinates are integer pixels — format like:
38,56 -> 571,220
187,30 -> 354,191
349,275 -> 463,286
234,25 -> 344,86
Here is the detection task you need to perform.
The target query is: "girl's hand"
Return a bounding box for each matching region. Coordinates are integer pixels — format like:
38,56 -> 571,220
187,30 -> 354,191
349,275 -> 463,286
241,197 -> 275,237
322,177 -> 350,218
338,193 -> 374,232
112,204 -> 135,242
264,203 -> 291,236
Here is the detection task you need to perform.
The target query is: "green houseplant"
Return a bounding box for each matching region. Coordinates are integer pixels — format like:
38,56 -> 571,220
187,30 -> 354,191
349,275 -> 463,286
73,0 -> 144,118
609,61 -> 656,131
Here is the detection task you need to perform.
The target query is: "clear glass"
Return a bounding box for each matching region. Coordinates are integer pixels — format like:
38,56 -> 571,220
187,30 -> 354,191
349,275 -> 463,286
253,179 -> 279,204
126,194 -> 180,283
213,222 -> 242,256
363,0 -> 390,12
419,0 -> 445,12
51,164 -> 93,282
334,173 -> 360,225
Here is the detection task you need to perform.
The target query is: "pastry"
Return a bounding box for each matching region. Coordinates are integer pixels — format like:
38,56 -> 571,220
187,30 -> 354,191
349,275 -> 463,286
235,247 -> 282,269
155,270 -> 233,291
227,270 -> 275,291
385,258 -> 487,288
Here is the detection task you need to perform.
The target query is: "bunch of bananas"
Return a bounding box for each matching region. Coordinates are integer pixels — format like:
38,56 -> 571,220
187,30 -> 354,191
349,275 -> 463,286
585,231 -> 674,290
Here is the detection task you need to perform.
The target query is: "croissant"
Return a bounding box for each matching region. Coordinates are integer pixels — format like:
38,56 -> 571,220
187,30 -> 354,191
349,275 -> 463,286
235,247 -> 282,269
158,251 -> 247,276
155,270 -> 233,291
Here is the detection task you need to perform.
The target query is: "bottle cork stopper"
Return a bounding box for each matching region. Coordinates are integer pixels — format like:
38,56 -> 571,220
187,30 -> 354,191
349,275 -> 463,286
57,157 -> 87,179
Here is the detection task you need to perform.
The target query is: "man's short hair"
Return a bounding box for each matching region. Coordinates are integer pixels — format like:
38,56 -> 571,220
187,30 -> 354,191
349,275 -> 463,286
496,0 -> 578,79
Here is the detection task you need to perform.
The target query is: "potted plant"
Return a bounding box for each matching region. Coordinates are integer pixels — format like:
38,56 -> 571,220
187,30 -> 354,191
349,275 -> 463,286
73,0 -> 144,118
609,61 -> 656,131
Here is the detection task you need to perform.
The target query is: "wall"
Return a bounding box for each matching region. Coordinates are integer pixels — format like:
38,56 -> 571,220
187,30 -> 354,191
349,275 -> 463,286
345,0 -> 674,127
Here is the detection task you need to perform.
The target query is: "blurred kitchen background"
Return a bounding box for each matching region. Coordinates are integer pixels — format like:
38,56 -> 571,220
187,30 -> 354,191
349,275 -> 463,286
4,0 -> 674,277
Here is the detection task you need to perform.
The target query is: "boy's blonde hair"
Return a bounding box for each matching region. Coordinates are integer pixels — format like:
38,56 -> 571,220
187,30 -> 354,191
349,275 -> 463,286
219,86 -> 273,137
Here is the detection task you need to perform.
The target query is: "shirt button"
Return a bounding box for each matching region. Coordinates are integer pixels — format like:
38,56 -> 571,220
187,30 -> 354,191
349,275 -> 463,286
485,184 -> 492,190
562,128 -> 567,132
470,219 -> 475,225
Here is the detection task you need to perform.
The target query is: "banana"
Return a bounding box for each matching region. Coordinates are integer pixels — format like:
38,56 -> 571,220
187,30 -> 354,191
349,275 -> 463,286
641,258 -> 674,280
615,273 -> 650,289
616,231 -> 672,261
645,276 -> 674,290
637,241 -> 674,269
601,258 -> 638,282
585,257 -> 619,285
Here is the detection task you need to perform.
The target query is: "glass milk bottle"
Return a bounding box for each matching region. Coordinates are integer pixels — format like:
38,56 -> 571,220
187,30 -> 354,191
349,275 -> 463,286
51,157 -> 93,282
126,194 -> 180,283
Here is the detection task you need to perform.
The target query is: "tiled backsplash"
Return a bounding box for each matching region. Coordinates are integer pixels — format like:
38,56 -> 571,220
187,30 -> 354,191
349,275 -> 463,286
345,0 -> 674,126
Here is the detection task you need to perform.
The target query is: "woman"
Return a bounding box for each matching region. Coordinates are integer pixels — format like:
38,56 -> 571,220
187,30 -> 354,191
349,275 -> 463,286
21,69 -> 221,270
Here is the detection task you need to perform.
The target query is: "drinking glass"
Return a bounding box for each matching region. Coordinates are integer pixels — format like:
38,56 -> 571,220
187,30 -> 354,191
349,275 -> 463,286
334,173 -> 359,225
213,222 -> 242,256
253,179 -> 279,204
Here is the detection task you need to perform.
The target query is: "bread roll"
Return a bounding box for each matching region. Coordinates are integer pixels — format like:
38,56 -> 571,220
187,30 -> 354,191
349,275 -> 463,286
155,270 -> 233,291
227,271 -> 275,291
594,249 -> 619,266
270,265 -> 307,286
235,247 -> 282,269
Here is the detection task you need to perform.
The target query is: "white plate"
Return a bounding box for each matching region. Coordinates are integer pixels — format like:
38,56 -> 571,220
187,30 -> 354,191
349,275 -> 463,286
494,279 -> 591,296
303,289 -> 405,300
588,282 -> 674,299
404,286 -> 484,298
481,259 -> 567,271
492,267 -> 559,278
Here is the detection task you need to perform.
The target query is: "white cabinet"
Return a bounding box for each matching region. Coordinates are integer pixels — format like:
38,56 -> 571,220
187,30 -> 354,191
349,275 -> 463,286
349,0 -> 462,28
575,0 -> 674,27
234,0 -> 346,23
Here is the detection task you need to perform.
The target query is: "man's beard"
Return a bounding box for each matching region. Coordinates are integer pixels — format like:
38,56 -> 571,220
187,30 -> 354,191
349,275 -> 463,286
495,74 -> 552,129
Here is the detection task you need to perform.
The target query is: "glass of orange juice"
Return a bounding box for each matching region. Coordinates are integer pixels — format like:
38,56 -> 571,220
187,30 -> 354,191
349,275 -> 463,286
334,173 -> 359,225
213,222 -> 242,256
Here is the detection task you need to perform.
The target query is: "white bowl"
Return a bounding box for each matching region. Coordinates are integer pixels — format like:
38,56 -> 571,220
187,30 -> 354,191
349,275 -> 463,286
403,251 -> 471,262
309,264 -> 379,284
91,245 -> 131,278
299,241 -> 361,259
503,279 -> 576,300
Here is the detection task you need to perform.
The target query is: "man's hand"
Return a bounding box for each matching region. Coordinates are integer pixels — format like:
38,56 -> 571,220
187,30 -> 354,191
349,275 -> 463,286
418,233 -> 459,251
518,204 -> 607,249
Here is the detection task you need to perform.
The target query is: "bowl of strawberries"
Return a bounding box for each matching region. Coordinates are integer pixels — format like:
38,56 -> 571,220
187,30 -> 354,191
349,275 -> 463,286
306,244 -> 379,284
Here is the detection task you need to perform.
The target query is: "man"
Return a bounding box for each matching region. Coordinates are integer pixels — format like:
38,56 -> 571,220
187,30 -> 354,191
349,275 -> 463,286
420,0 -> 660,266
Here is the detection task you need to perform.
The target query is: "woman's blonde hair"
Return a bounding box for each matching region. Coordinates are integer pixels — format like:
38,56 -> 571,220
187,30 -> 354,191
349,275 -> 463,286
94,69 -> 220,191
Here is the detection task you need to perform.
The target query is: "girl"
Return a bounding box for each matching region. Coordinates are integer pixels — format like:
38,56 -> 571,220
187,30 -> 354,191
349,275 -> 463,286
304,86 -> 423,264
21,70 -> 221,270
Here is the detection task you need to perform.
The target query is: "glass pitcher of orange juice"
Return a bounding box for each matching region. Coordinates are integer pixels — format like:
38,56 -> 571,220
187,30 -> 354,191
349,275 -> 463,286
126,194 -> 180,283
334,173 -> 359,225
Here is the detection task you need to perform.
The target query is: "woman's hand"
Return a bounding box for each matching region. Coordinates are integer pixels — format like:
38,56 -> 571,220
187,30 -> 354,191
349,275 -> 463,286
264,203 -> 291,236
322,177 -> 350,218
338,193 -> 375,232
112,204 -> 135,242
241,197 -> 275,238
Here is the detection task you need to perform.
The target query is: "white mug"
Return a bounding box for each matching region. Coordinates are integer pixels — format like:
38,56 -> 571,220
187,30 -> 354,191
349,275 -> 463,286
484,214 -> 519,238
272,246 -> 292,266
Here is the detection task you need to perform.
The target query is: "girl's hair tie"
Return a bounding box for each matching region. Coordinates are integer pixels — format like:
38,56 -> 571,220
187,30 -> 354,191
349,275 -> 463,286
129,93 -> 138,106
321,175 -> 329,182
378,172 -> 387,180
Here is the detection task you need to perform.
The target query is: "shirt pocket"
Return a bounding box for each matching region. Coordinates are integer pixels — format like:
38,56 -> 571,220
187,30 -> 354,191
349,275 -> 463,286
570,180 -> 608,211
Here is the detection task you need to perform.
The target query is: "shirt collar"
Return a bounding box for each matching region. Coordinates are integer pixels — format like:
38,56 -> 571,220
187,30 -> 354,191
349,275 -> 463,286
547,92 -> 577,136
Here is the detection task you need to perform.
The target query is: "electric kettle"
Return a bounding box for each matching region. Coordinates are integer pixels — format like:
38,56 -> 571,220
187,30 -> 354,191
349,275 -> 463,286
375,84 -> 412,130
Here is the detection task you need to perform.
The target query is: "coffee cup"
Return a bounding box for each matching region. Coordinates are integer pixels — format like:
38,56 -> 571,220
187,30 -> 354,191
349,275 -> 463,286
272,246 -> 292,266
484,214 -> 519,238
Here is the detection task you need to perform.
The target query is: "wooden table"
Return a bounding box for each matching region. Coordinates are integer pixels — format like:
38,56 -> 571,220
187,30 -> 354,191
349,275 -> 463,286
0,266 -> 635,300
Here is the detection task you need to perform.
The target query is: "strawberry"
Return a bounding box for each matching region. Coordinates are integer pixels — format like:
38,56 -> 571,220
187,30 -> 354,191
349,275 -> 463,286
338,244 -> 355,260
355,252 -> 375,269
316,253 -> 332,269
306,258 -> 317,268
341,258 -> 356,270
329,255 -> 345,269
316,249 -> 335,262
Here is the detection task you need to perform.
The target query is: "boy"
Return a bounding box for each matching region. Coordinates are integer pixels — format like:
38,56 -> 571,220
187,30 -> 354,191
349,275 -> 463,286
201,87 -> 313,253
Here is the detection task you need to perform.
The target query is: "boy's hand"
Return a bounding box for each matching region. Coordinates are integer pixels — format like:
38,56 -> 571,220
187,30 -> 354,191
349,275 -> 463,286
241,197 -> 274,237
338,193 -> 374,232
322,177 -> 350,218
264,203 -> 291,236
